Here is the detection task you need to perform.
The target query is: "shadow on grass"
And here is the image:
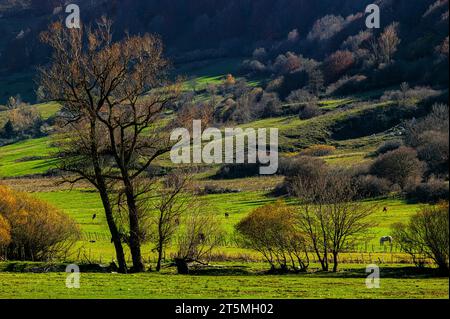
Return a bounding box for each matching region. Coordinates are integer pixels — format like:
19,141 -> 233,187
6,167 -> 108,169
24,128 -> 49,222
307,266 -> 447,279
188,265 -> 253,276
188,265 -> 448,279
1,261 -> 447,279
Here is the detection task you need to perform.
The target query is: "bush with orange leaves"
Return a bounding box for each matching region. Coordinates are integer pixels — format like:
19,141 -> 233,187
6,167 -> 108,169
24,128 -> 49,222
235,201 -> 309,272
0,185 -> 80,261
0,215 -> 11,260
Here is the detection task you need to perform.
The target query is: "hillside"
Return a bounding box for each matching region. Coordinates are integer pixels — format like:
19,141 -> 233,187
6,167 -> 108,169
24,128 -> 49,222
0,0 -> 448,103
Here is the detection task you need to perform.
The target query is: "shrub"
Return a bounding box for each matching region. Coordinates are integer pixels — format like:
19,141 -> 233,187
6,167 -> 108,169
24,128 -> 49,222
286,89 -> 318,104
258,92 -> 282,118
273,52 -> 302,75
403,103 -> 449,178
393,202 -> 449,273
214,163 -> 260,179
174,209 -> 224,274
406,179 -> 449,204
241,59 -> 267,74
6,105 -> 44,138
353,175 -> 392,199
416,130 -> 449,178
323,50 -> 355,83
0,185 -> 80,261
375,140 -> 403,155
326,75 -> 367,96
236,201 -> 309,272
404,104 -> 449,148
279,156 -> 328,195
307,15 -> 346,41
300,145 -> 336,157
381,85 -> 440,106
279,156 -> 327,179
200,185 -> 240,195
298,103 -> 322,120
370,147 -> 425,189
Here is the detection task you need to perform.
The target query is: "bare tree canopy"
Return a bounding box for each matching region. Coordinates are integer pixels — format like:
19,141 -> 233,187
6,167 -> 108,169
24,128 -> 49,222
39,18 -> 180,272
293,169 -> 377,272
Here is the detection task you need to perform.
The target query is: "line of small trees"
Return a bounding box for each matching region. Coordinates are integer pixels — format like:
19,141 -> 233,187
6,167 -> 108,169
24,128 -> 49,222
237,171 -> 377,273
236,198 -> 449,274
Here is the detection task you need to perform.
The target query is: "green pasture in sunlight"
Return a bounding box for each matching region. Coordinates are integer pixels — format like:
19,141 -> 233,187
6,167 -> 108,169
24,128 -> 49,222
31,102 -> 61,119
31,187 -> 427,263
0,136 -> 57,177
0,263 -> 447,299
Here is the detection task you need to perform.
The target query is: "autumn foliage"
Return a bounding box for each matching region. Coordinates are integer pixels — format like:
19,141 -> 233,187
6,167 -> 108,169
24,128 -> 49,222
236,201 -> 309,272
0,185 -> 80,261
323,50 -> 355,83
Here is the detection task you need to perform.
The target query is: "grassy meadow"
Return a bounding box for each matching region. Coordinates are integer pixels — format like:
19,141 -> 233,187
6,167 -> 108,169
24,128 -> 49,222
1,265 -> 447,299
0,59 -> 448,300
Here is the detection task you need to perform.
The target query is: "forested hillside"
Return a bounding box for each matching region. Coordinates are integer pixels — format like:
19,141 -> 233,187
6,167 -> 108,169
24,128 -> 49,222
0,0 -> 448,102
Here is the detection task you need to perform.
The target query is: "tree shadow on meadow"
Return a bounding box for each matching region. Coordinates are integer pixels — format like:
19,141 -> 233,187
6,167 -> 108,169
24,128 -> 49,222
187,264 -> 448,279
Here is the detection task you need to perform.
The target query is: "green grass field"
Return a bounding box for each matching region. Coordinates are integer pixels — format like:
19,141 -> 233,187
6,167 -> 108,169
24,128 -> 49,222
0,136 -> 57,177
0,263 -> 447,299
26,187 -> 425,264
6,180 -> 442,300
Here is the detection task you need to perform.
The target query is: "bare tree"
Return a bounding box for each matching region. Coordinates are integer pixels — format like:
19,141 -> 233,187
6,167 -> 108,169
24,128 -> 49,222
150,170 -> 195,272
370,22 -> 401,65
39,19 -> 180,272
293,170 -> 377,272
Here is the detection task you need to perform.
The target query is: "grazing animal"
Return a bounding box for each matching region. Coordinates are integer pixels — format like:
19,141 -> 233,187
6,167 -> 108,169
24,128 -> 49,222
225,213 -> 230,218
92,213 -> 97,220
383,207 -> 388,214
380,236 -> 393,246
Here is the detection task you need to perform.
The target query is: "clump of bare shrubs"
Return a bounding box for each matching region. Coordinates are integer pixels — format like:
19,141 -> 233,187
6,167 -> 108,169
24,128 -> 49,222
375,140 -> 403,155
393,202 -> 449,273
0,185 -> 80,261
370,147 -> 425,189
298,103 -> 322,120
405,179 -> 449,204
353,175 -> 392,199
278,156 -> 328,195
404,104 -> 449,178
173,208 -> 224,274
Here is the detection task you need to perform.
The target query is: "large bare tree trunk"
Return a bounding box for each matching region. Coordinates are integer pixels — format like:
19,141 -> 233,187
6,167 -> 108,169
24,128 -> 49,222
156,224 -> 164,272
156,244 -> 163,272
175,258 -> 190,274
90,126 -> 127,273
98,190 -> 127,273
123,179 -> 145,273
332,252 -> 339,272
